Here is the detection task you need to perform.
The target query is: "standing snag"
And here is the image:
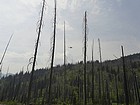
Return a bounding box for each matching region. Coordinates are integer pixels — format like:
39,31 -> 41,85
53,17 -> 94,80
121,46 -> 129,105
83,11 -> 87,105
27,0 -> 46,104
91,39 -> 95,104
63,21 -> 67,102
0,34 -> 13,78
48,0 -> 57,104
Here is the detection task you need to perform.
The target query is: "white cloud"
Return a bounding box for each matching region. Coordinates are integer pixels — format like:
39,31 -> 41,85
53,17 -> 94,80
57,0 -> 68,9
19,0 -> 40,7
0,0 -> 140,73
57,21 -> 73,31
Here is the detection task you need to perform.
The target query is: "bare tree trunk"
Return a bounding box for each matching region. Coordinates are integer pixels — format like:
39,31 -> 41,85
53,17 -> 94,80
48,0 -> 57,104
0,34 -> 13,77
98,38 -> 104,104
121,46 -> 129,105
91,39 -> 95,104
84,11 -> 87,105
27,0 -> 45,105
63,21 -> 67,102
0,34 -> 13,65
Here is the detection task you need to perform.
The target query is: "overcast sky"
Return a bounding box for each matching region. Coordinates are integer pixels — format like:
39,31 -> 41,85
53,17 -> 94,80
0,0 -> 140,74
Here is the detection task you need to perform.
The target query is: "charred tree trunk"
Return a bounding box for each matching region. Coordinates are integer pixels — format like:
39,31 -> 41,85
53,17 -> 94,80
0,34 -> 13,77
27,0 -> 45,104
121,46 -> 129,105
48,0 -> 57,104
98,38 -> 104,104
83,11 -> 87,105
0,34 -> 13,65
63,21 -> 67,102
91,39 -> 95,104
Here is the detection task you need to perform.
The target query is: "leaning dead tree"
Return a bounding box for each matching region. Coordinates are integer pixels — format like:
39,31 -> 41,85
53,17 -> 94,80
48,0 -> 57,104
0,35 -> 13,65
27,0 -> 45,105
83,11 -> 87,105
0,34 -> 13,77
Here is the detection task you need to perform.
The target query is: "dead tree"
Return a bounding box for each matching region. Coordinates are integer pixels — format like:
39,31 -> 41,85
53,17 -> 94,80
98,38 -> 105,104
27,0 -> 45,105
63,21 -> 67,102
0,34 -> 13,77
91,39 -> 95,104
48,0 -> 57,104
121,46 -> 129,105
83,11 -> 87,105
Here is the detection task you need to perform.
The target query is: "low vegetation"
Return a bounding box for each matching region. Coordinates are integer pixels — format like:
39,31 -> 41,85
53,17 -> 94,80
0,53 -> 140,105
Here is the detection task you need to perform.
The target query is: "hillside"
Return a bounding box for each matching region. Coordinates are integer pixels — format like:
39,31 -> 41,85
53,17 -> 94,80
0,53 -> 140,105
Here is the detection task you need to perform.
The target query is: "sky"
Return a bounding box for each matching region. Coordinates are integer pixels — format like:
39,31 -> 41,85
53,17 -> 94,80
0,0 -> 140,74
